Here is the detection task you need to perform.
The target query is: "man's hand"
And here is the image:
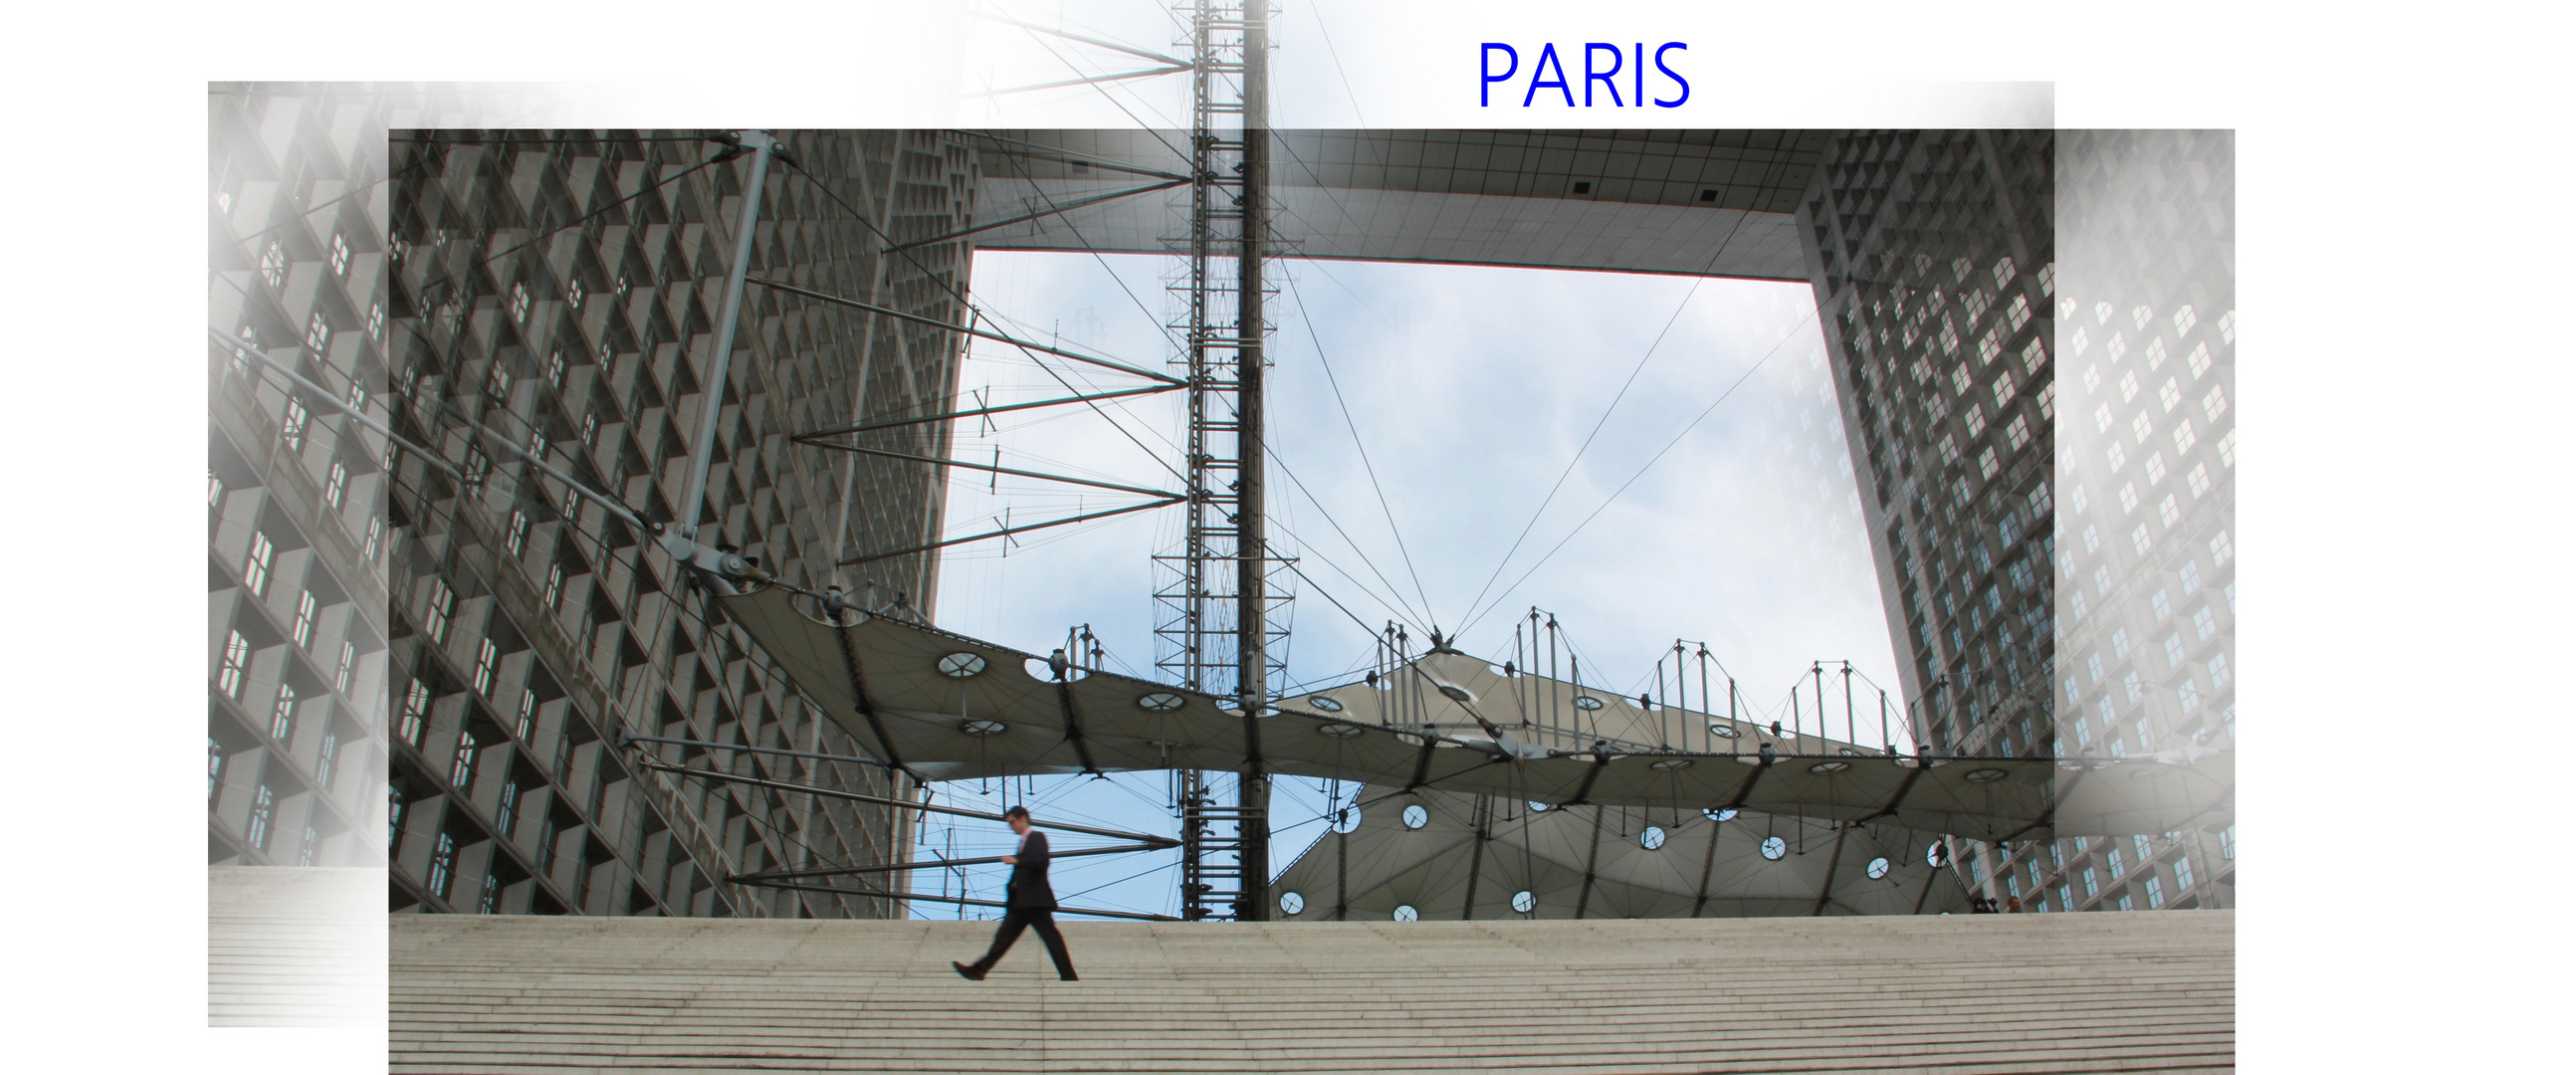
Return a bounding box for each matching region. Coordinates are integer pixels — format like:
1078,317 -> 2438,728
1000,855 -> 1017,865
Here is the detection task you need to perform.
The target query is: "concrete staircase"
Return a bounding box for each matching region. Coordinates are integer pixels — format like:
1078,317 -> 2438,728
393,909 -> 2232,1073
209,865 -> 387,1026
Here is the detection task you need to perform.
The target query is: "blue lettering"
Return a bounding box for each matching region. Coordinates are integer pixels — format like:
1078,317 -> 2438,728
1480,44 -> 1518,108
1633,43 -> 1644,108
1653,42 -> 1689,108
1584,43 -> 1623,107
1525,43 -> 1574,108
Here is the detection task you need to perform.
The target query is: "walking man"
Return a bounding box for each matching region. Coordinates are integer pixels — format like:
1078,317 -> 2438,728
954,805 -> 1078,981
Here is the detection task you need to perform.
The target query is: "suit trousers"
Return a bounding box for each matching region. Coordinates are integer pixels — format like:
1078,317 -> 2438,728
971,907 -> 1076,978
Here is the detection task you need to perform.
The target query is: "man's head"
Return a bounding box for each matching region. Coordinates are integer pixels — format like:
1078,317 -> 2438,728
1004,804 -> 1031,835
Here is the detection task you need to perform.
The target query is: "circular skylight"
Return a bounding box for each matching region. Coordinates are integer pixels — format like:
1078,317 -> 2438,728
1760,836 -> 1787,860
1393,905 -> 1418,922
1511,890 -> 1535,913
1307,695 -> 1344,713
1332,808 -> 1361,833
1838,747 -> 1863,756
1866,857 -> 1891,879
1436,684 -> 1474,703
1650,757 -> 1692,770
1317,723 -> 1366,738
1401,804 -> 1428,829
1136,692 -> 1185,712
1926,842 -> 1950,867
1708,723 -> 1740,739
936,653 -> 987,678
1809,761 -> 1850,773
1638,826 -> 1666,850
1702,807 -> 1739,822
1964,767 -> 2010,783
960,720 -> 1005,737
1527,801 -> 1551,812
1573,695 -> 1605,711
1279,892 -> 1305,916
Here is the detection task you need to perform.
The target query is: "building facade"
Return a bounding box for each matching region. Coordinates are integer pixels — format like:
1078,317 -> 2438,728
211,95 -> 989,922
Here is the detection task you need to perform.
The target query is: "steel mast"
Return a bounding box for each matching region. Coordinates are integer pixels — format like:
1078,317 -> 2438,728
1156,0 -> 1280,922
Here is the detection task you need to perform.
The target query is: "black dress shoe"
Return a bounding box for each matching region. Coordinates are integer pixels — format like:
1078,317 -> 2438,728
954,962 -> 986,980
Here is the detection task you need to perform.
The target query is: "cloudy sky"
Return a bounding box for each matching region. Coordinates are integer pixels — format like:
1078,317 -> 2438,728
905,247 -> 1899,919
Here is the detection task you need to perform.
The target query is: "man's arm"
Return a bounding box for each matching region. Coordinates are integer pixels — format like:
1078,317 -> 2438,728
1023,831 -> 1050,874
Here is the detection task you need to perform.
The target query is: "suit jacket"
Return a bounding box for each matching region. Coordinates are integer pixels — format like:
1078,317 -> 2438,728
1005,829 -> 1058,910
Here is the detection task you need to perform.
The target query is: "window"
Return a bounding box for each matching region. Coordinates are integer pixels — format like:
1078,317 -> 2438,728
2207,653 -> 2232,689
281,396 -> 309,451
2219,429 -> 2238,468
2118,370 -> 2139,401
247,784 -> 277,851
2177,681 -> 2200,713
2095,697 -> 2114,727
317,732 -> 338,789
424,579 -> 455,643
298,825 -> 321,867
2006,294 -> 2032,330
579,413 -> 598,448
323,461 -> 348,510
2174,856 -> 2194,890
2058,884 -> 2073,909
2085,653 -> 2104,683
2210,531 -> 2234,566
1991,372 -> 2016,408
399,678 -> 431,748
546,350 -> 567,390
2187,463 -> 2212,498
2158,495 -> 2181,528
542,563 -> 565,611
218,630 -> 252,699
2106,442 -> 2126,471
473,639 -> 501,697
2157,377 -> 2181,412
2116,893 -> 2135,912
1978,447 -> 1999,479
429,831 -> 458,898
2082,867 -> 2098,898
2163,634 -> 2186,667
496,781 -> 521,838
2005,414 -> 2031,449
2172,419 -> 2198,454
511,281 -> 532,323
2081,525 -> 2099,553
568,279 -> 586,309
2021,338 -> 2045,374
2220,825 -> 2236,860
1978,331 -> 2001,364
270,683 -> 297,742
2146,338 -> 2168,369
260,241 -> 286,287
2150,589 -> 2172,621
2179,561 -> 2204,595
306,312 -> 330,355
2131,525 -> 2152,554
449,731 -> 482,791
536,810 -> 560,873
208,737 -> 227,802
325,231 -> 351,276
2106,846 -> 2125,875
366,302 -> 385,340
363,517 -> 383,562
2108,333 -> 2128,362
2193,606 -> 2217,641
243,532 -> 275,595
1950,362 -> 1971,393
2122,670 -> 2142,703
2118,484 -> 2139,514
2172,305 -> 2197,335
207,470 -> 226,511
479,872 -> 503,915
506,509 -> 531,557
2187,341 -> 2213,377
291,590 -> 319,647
486,363 -> 514,402
2130,411 -> 2154,444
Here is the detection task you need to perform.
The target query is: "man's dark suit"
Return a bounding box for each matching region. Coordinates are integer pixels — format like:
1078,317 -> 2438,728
966,828 -> 1077,979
